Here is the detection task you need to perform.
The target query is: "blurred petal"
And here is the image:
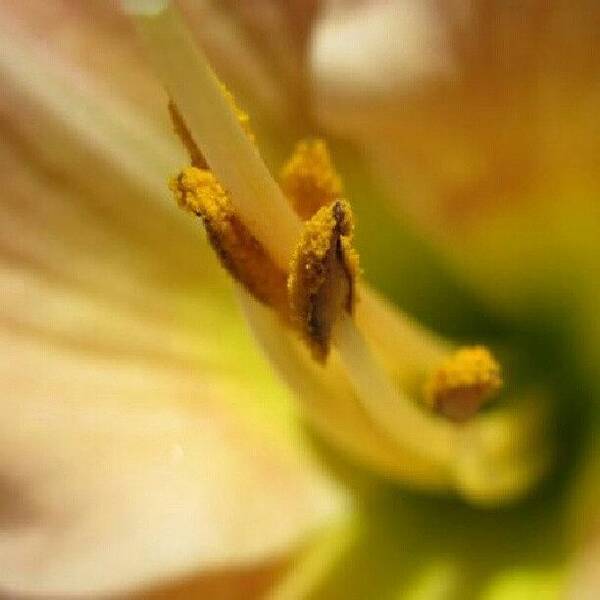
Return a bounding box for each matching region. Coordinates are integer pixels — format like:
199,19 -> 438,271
564,433 -> 600,599
138,559 -> 287,599
181,0 -> 319,127
292,489 -> 566,600
0,3 -> 348,596
0,329 -> 344,597
311,0 -> 466,132
311,1 -> 600,319
568,536 -> 600,600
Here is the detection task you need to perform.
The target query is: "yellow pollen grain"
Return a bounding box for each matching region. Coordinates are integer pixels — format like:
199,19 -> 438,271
280,139 -> 343,220
170,167 -> 288,314
423,345 -> 503,422
218,82 -> 255,143
288,199 -> 358,361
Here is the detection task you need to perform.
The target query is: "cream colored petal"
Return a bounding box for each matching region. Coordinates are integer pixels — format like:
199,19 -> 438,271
0,8 -> 348,596
3,0 -> 312,125
0,330 -> 345,597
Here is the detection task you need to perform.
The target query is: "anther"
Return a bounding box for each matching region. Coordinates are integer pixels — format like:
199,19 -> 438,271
288,200 -> 359,361
170,167 -> 288,315
423,346 -> 503,422
280,139 -> 343,220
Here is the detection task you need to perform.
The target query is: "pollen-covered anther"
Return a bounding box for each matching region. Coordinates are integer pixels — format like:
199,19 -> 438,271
280,139 -> 343,220
424,346 -> 503,422
288,199 -> 359,362
170,167 -> 288,314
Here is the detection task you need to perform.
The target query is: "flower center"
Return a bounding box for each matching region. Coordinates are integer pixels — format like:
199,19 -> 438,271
126,0 -> 553,506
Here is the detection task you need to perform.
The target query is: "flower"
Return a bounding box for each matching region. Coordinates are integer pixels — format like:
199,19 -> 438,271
2,1 -> 599,598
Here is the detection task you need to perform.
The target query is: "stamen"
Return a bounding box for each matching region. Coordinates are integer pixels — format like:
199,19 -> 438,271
288,200 -> 358,361
424,346 -> 503,422
131,1 -> 463,466
129,1 -> 550,502
171,167 -> 288,314
130,2 -> 302,269
280,139 -> 343,220
334,315 -> 460,463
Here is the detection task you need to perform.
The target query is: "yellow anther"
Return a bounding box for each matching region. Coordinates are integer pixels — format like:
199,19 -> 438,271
288,200 -> 359,362
170,166 -> 223,213
170,167 -> 288,313
424,346 -> 503,422
280,139 -> 343,220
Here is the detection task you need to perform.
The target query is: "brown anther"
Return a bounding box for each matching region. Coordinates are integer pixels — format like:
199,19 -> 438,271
288,199 -> 359,362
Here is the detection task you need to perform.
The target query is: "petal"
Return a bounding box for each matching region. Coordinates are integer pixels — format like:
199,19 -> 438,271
311,0 -> 463,134
137,559 -> 287,599
0,6 -> 348,596
310,0 -> 600,321
564,435 -> 600,599
0,329 -> 345,597
568,537 -> 600,600
288,489 -> 566,599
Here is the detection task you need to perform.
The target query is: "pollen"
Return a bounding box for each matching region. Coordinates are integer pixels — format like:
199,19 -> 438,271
219,83 -> 255,143
423,346 -> 503,422
280,139 -> 343,220
170,167 -> 288,314
288,199 -> 359,362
